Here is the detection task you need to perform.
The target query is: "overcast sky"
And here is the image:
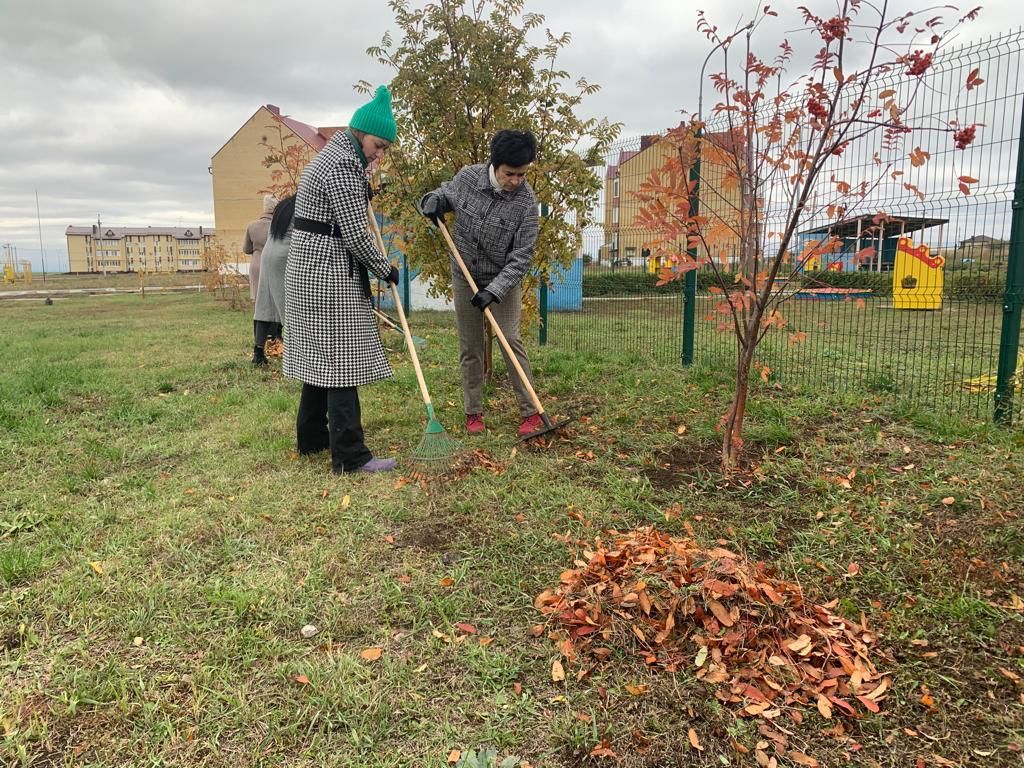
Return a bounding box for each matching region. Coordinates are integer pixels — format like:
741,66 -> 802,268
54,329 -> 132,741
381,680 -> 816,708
1,0 -> 1017,272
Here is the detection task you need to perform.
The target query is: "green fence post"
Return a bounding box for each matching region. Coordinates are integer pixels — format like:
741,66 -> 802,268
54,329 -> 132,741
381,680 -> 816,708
539,279 -> 548,346
539,202 -> 549,346
682,129 -> 701,366
994,96 -> 1024,424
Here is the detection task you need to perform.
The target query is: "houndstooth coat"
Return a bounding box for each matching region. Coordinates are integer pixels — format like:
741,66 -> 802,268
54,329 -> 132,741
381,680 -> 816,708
283,131 -> 393,388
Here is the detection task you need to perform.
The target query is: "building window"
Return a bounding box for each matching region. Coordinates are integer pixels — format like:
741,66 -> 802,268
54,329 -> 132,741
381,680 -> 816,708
613,175 -> 620,198
612,207 -> 619,225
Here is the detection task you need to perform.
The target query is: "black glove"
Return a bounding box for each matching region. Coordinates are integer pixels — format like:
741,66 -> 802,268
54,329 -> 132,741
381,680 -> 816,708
470,289 -> 498,312
419,194 -> 443,224
386,266 -> 400,285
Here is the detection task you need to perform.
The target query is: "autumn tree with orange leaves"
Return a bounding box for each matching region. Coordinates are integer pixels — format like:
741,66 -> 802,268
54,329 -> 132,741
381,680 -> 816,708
637,1 -> 983,469
259,120 -> 315,200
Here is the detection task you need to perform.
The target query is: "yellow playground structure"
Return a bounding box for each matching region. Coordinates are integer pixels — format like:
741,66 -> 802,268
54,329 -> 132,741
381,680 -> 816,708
2,259 -> 33,285
892,237 -> 945,310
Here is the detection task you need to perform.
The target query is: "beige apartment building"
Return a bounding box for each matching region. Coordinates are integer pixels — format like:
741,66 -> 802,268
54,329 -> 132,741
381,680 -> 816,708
65,226 -> 215,273
210,104 -> 340,253
602,131 -> 741,271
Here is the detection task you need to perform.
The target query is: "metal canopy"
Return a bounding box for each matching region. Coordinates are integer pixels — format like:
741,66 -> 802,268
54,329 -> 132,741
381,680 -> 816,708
800,214 -> 949,238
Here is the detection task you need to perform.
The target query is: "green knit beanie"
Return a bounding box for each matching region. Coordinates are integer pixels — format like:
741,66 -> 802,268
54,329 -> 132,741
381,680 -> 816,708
349,85 -> 397,143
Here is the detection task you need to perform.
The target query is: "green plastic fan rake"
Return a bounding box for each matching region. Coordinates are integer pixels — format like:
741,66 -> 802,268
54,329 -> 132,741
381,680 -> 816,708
368,205 -> 462,469
372,306 -> 427,350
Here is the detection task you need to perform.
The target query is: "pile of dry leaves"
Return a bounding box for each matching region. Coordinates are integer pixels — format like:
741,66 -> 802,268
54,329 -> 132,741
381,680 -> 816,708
535,526 -> 890,722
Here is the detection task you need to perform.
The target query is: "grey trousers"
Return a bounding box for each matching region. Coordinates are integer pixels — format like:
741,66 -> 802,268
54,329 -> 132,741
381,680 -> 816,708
451,270 -> 537,417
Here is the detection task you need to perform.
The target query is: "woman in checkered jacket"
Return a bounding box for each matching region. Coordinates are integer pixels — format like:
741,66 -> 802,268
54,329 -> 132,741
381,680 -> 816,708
419,130 -> 543,438
283,86 -> 401,474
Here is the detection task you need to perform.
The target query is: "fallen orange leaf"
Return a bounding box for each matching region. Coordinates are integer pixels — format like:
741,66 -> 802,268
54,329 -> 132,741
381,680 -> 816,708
857,695 -> 880,713
790,752 -> 819,767
816,694 -> 833,719
708,599 -> 734,627
552,659 -> 566,682
360,647 -> 383,662
589,740 -> 617,758
688,728 -> 703,751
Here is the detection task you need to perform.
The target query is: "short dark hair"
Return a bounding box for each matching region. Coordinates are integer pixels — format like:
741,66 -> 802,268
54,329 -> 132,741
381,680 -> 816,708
269,194 -> 296,241
489,129 -> 537,168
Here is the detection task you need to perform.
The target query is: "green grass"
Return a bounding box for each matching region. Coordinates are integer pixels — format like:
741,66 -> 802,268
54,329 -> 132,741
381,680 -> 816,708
1,292 -> 1022,767
548,293 -> 1021,422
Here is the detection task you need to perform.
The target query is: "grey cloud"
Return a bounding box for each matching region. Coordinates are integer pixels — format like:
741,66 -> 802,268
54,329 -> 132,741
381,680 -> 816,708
0,0 -> 1015,270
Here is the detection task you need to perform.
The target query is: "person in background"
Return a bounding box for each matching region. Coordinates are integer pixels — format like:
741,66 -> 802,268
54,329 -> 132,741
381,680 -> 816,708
251,194 -> 296,367
283,85 -> 400,474
419,129 -> 542,438
244,194 -> 277,299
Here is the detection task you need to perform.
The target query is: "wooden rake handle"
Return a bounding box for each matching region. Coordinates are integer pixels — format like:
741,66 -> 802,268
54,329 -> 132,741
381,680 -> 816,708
367,204 -> 433,411
435,219 -> 546,418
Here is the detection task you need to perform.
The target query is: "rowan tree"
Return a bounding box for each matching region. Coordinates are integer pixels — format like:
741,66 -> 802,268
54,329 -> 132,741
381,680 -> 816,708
636,1 -> 982,469
364,0 -> 621,301
259,120 -> 315,200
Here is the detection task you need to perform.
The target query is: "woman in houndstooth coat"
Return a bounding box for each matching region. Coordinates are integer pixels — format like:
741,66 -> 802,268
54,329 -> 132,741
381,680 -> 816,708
284,85 -> 400,474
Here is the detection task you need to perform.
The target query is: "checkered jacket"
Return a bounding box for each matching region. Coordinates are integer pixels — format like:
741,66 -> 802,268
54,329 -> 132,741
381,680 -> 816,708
423,164 -> 539,300
283,131 -> 393,388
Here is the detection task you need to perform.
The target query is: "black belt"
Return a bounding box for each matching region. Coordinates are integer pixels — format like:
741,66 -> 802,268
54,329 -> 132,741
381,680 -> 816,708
294,216 -> 342,238
293,215 -> 372,300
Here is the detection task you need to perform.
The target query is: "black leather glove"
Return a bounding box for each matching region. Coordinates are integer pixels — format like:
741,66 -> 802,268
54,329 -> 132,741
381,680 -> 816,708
386,266 -> 400,285
470,289 -> 498,312
419,194 -> 443,224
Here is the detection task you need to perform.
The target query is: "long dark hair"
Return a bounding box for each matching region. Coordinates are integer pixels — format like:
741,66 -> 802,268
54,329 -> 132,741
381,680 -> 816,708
269,194 -> 296,241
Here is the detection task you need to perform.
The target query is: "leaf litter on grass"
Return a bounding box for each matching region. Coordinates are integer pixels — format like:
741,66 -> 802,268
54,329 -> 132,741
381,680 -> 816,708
535,525 -> 890,725
404,448 -> 506,485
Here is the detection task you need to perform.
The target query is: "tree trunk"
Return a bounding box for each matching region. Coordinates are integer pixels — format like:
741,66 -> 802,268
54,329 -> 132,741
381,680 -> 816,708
720,310 -> 763,471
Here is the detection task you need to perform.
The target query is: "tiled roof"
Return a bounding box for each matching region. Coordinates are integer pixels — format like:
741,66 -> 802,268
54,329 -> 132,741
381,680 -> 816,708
65,226 -> 215,239
267,104 -> 344,150
605,150 -> 638,180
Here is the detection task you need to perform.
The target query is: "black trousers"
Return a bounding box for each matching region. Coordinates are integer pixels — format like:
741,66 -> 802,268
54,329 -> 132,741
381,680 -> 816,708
296,384 -> 372,472
254,320 -> 283,347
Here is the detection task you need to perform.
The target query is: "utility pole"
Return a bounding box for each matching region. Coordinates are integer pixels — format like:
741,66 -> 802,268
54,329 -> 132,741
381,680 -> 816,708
36,190 -> 46,281
98,214 -> 106,276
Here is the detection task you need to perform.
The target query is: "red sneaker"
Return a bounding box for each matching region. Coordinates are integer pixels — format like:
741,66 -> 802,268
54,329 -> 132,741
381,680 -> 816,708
518,413 -> 545,438
466,413 -> 486,434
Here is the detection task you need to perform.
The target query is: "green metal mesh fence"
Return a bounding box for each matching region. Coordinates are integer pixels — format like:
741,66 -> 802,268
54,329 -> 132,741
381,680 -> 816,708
545,29 -> 1024,425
